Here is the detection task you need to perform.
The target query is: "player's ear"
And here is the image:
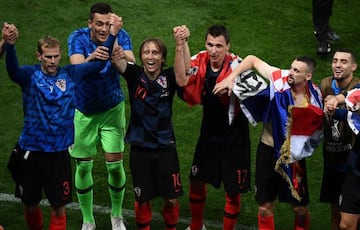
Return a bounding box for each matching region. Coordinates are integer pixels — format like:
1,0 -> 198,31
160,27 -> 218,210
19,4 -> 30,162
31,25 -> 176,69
36,52 -> 42,61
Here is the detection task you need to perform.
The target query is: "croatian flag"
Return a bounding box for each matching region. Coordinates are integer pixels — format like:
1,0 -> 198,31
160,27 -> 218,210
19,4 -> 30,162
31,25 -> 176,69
233,69 -> 324,201
279,105 -> 324,163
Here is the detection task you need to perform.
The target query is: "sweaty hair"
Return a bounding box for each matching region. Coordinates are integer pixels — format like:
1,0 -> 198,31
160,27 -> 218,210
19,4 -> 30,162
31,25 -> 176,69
139,37 -> 168,67
335,48 -> 357,64
89,2 -> 112,20
205,24 -> 230,44
37,35 -> 61,54
295,55 -> 316,74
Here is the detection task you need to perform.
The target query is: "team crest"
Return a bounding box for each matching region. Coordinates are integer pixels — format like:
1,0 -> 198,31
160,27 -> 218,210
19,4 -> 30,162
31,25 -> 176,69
156,75 -> 167,88
55,79 -> 67,92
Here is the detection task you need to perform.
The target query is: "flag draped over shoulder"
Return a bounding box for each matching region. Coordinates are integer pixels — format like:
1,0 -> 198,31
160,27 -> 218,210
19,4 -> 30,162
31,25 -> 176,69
182,51 -> 241,106
233,69 -> 324,201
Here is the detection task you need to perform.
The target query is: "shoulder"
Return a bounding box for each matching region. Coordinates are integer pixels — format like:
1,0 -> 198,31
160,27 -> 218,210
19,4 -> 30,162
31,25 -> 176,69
319,76 -> 333,92
162,67 -> 175,78
123,62 -> 141,77
161,67 -> 177,86
163,67 -> 174,73
192,50 -> 207,60
117,28 -> 131,38
116,29 -> 133,49
352,77 -> 360,84
228,52 -> 242,61
320,76 -> 333,84
68,28 -> 89,42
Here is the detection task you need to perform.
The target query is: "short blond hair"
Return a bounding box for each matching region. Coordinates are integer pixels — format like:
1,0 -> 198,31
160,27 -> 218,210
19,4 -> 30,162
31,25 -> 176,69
37,35 -> 61,54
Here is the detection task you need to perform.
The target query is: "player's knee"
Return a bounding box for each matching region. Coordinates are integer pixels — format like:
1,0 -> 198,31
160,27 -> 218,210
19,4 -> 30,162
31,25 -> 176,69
258,203 -> 274,217
164,198 -> 179,208
106,159 -> 121,170
51,205 -> 66,217
226,193 -> 240,206
339,220 -> 349,230
105,152 -> 123,162
293,205 -> 309,216
106,160 -> 124,178
76,160 -> 93,177
24,204 -> 40,213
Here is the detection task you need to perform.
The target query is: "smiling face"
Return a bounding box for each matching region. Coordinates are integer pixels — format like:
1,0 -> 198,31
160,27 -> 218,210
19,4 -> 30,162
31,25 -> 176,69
332,51 -> 357,83
88,12 -> 111,44
141,41 -> 164,79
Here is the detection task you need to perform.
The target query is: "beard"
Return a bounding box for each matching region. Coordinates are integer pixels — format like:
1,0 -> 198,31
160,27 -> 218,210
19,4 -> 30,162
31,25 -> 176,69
287,77 -> 295,86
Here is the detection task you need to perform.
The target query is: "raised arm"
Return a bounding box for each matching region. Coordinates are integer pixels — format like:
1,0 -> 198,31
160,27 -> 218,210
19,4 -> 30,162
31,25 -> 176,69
213,54 -> 278,96
3,23 -> 30,85
69,13 -> 122,65
110,45 -> 128,74
111,16 -> 135,71
1,22 -> 17,58
173,25 -> 190,87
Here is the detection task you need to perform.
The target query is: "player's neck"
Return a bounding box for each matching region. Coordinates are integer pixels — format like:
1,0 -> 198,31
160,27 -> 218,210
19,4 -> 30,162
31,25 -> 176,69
291,86 -> 309,107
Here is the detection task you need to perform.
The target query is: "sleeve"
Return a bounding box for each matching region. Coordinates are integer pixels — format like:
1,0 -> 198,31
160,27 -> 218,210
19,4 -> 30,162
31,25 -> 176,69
68,29 -> 86,57
122,63 -> 140,83
65,61 -> 106,82
333,108 -> 348,120
117,29 -> 133,51
5,44 -> 32,87
67,34 -> 117,82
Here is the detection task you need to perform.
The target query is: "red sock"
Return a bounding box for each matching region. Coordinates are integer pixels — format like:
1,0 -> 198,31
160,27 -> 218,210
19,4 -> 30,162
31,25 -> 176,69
49,210 -> 66,230
135,201 -> 152,230
24,207 -> 43,230
189,183 -> 206,230
258,213 -> 275,230
294,213 -> 310,230
223,193 -> 240,230
163,202 -> 179,230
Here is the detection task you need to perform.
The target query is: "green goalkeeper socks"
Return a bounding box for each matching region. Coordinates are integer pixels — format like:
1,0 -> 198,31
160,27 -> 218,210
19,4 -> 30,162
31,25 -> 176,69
75,160 -> 95,224
106,160 -> 126,217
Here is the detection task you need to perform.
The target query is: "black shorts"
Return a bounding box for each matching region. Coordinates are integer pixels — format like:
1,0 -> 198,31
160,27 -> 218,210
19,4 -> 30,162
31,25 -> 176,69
255,142 -> 309,206
8,144 -> 72,206
129,146 -> 183,203
320,167 -> 346,203
189,138 -> 251,195
339,172 -> 360,214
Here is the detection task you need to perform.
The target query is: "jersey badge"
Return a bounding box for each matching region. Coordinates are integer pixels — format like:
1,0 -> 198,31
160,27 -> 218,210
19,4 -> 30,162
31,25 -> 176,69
55,79 -> 67,92
156,75 -> 167,89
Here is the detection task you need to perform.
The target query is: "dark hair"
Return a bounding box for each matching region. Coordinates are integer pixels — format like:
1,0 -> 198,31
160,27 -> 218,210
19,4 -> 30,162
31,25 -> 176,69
37,35 -> 61,54
89,2 -> 112,20
295,55 -> 316,73
205,25 -> 230,44
139,37 -> 167,67
335,48 -> 357,64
